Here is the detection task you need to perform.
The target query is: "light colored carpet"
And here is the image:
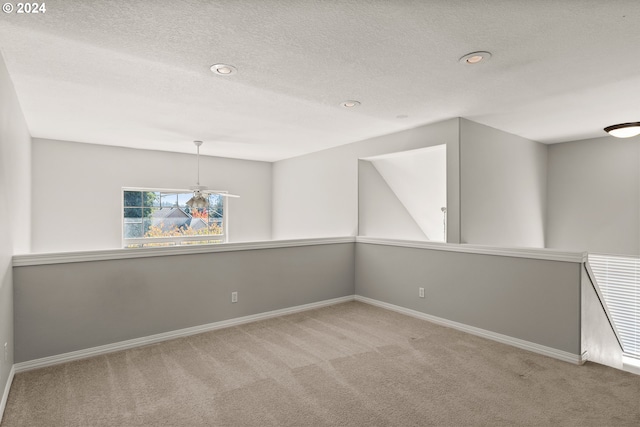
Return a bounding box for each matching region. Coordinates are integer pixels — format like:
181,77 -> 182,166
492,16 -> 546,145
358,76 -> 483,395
2,301 -> 640,426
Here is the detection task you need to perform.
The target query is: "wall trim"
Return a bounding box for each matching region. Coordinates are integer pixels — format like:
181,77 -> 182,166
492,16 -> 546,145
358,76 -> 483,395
356,236 -> 587,263
13,236 -> 587,267
355,295 -> 586,365
13,237 -> 356,267
0,365 -> 15,424
14,295 -> 355,373
622,355 -> 640,375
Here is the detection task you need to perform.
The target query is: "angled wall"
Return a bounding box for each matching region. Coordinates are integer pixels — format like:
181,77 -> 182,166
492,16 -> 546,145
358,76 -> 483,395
358,160 -> 427,240
366,145 -> 447,241
273,118 -> 461,243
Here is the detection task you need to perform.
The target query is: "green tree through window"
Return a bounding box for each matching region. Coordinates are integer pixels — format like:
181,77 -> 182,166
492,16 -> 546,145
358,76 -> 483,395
123,189 -> 225,247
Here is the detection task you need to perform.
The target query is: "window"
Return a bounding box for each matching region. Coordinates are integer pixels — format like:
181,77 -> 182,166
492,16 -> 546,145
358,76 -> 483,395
589,254 -> 640,359
123,188 -> 226,248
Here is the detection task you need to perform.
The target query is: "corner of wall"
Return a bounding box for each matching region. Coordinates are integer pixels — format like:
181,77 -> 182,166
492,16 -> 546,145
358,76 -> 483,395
443,118 -> 461,245
458,118 -> 547,248
0,364 -> 15,424
272,118 -> 463,241
0,47 -> 32,422
546,136 -> 640,255
266,160 -> 274,241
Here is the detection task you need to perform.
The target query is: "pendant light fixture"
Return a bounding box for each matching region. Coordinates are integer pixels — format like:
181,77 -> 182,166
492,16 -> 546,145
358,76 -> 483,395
186,140 -> 209,209
180,140 -> 240,207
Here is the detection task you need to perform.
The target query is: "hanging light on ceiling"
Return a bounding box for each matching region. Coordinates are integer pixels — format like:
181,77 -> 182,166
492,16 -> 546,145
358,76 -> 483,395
604,122 -> 640,138
186,140 -> 209,209
186,191 -> 209,209
182,140 -> 240,206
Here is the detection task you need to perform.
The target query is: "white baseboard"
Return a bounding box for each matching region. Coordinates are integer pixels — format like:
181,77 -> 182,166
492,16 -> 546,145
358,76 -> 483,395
355,295 -> 586,365
623,355 -> 640,375
0,365 -> 15,424
580,351 -> 589,365
14,295 -> 355,373
13,293 -> 588,375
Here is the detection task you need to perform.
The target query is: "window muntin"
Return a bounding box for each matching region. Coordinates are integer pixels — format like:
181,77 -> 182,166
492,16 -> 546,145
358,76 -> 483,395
122,189 -> 226,248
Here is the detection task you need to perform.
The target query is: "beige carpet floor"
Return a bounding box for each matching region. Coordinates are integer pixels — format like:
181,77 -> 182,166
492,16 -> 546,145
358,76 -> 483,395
2,301 -> 640,426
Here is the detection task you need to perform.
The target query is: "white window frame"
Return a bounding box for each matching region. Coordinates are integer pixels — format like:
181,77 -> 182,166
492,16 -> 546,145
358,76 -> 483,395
122,187 -> 229,248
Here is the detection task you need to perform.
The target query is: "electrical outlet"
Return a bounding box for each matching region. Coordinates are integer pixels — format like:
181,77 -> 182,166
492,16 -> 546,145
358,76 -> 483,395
419,287 -> 425,298
4,342 -> 7,363
231,291 -> 238,303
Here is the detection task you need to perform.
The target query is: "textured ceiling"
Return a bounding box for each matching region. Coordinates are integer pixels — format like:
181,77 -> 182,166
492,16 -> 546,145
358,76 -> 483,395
1,1 -> 639,161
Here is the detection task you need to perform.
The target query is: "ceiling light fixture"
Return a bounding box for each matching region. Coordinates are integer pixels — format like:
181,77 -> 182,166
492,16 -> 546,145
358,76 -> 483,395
210,64 -> 237,75
604,122 -> 640,138
459,51 -> 492,64
340,100 -> 361,108
186,140 -> 209,209
185,140 -> 240,209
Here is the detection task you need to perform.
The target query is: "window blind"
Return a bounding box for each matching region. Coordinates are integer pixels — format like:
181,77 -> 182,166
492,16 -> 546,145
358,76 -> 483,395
589,254 -> 640,358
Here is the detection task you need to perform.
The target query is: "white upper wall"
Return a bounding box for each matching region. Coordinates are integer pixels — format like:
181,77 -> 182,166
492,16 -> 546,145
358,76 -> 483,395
0,54 -> 31,254
0,50 -> 30,397
357,160 -> 428,241
31,139 -> 272,252
547,136 -> 639,256
367,145 -> 447,241
272,119 -> 461,242
27,115 -> 637,257
460,119 -> 547,248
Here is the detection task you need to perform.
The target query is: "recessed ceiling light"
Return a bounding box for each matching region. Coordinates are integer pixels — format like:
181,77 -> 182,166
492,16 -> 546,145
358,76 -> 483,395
604,122 -> 640,138
459,51 -> 492,64
210,64 -> 237,75
340,100 -> 361,108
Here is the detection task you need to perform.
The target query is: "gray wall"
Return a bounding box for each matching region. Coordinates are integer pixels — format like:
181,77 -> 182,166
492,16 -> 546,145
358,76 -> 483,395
273,118 -> 461,243
31,139 -> 273,252
460,119 -> 547,248
355,243 -> 582,354
547,136 -> 639,256
358,160 -> 427,240
0,52 -> 31,401
13,243 -> 355,362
